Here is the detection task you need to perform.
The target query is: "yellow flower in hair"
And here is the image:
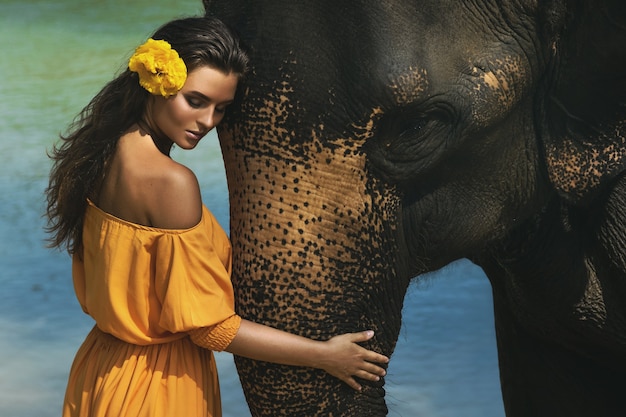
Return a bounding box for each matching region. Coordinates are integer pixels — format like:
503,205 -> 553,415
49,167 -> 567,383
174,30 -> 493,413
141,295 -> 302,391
128,38 -> 187,97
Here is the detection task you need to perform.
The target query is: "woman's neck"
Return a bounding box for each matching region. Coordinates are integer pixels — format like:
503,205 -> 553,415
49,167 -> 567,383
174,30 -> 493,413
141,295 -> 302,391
137,116 -> 172,156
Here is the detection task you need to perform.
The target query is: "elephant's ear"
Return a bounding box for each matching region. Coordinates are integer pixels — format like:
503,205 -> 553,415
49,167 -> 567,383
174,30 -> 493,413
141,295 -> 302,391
541,0 -> 626,204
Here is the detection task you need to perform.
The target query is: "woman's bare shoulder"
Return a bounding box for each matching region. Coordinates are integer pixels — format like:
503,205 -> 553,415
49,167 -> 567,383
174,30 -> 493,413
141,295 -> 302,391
98,131 -> 203,229
150,160 -> 203,229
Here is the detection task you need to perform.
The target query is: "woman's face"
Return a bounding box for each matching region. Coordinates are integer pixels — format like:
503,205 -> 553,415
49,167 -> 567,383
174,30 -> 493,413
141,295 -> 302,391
150,66 -> 239,150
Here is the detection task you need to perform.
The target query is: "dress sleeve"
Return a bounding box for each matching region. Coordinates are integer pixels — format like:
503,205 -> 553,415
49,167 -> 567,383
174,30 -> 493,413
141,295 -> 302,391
152,216 -> 238,335
189,314 -> 242,351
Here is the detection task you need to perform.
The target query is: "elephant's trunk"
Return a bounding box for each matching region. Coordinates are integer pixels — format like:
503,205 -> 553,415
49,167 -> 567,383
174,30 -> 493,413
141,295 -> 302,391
219,124 -> 410,415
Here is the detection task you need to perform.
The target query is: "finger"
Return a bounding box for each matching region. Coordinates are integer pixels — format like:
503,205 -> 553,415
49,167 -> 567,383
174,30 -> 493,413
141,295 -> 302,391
357,346 -> 389,361
359,362 -> 387,377
353,344 -> 389,364
351,358 -> 386,375
347,330 -> 375,343
362,363 -> 387,376
363,350 -> 390,364
341,375 -> 363,391
353,369 -> 383,382
349,331 -> 390,364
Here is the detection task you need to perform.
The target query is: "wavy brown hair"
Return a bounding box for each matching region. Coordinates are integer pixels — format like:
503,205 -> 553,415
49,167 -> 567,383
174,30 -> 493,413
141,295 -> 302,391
45,16 -> 249,254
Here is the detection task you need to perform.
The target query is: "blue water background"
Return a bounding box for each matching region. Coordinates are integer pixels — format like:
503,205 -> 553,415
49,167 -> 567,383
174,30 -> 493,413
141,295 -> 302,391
0,1 -> 504,416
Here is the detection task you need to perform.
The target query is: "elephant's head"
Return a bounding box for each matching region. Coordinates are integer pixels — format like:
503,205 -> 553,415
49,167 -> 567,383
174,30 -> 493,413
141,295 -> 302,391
204,0 -> 626,415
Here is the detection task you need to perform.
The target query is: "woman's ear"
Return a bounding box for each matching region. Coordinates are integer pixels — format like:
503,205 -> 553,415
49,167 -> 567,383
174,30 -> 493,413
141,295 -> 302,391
540,0 -> 626,204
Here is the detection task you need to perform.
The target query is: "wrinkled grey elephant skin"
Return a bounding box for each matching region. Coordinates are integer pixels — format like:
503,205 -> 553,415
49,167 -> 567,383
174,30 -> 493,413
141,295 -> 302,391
204,1 -> 626,416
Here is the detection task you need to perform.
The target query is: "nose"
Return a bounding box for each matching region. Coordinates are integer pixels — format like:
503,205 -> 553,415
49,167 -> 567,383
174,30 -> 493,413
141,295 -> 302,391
198,106 -> 223,131
198,108 -> 215,130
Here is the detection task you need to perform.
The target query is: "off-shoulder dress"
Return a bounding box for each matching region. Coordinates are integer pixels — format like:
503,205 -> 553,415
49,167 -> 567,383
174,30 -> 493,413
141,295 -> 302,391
62,200 -> 242,417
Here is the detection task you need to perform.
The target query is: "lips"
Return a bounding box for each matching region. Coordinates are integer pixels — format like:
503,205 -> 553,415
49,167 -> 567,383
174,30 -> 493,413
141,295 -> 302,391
186,130 -> 205,141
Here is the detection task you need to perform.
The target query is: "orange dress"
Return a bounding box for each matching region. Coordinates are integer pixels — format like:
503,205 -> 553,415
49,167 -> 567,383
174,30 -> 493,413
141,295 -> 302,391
62,200 -> 242,417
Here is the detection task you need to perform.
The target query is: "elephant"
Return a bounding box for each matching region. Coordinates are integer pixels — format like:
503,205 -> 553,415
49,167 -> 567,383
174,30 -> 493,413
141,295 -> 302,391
203,0 -> 626,416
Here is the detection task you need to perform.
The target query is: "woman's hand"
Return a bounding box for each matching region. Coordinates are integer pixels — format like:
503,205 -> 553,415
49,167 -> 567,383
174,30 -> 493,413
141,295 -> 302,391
317,330 -> 389,391
223,320 -> 389,391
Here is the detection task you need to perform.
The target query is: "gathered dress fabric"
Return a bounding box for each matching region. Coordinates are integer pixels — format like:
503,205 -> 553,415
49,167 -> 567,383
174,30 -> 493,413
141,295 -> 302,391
62,200 -> 242,417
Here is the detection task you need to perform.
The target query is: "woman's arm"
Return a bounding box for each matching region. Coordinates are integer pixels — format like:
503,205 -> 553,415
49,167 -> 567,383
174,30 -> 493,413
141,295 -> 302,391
224,319 -> 389,391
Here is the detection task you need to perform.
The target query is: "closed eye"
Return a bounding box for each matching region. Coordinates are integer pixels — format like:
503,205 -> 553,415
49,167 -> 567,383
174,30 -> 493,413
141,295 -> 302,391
185,95 -> 206,109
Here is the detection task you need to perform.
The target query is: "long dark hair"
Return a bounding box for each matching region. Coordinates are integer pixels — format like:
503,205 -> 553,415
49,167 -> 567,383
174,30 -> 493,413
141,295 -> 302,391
45,16 -> 249,254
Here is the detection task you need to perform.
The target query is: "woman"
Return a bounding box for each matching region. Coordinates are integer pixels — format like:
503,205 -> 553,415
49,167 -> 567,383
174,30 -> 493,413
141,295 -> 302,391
45,16 -> 388,417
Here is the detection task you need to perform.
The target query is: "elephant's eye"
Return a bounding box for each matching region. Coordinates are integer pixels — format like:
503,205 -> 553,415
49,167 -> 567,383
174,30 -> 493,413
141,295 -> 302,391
380,112 -> 431,149
381,102 -> 454,147
365,102 -> 456,183
396,117 -> 427,141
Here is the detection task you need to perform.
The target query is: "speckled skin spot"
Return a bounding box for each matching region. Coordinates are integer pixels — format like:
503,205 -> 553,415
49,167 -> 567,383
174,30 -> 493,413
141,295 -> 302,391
546,122 -> 626,199
467,55 -> 528,127
478,57 -> 523,106
388,66 -> 428,105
